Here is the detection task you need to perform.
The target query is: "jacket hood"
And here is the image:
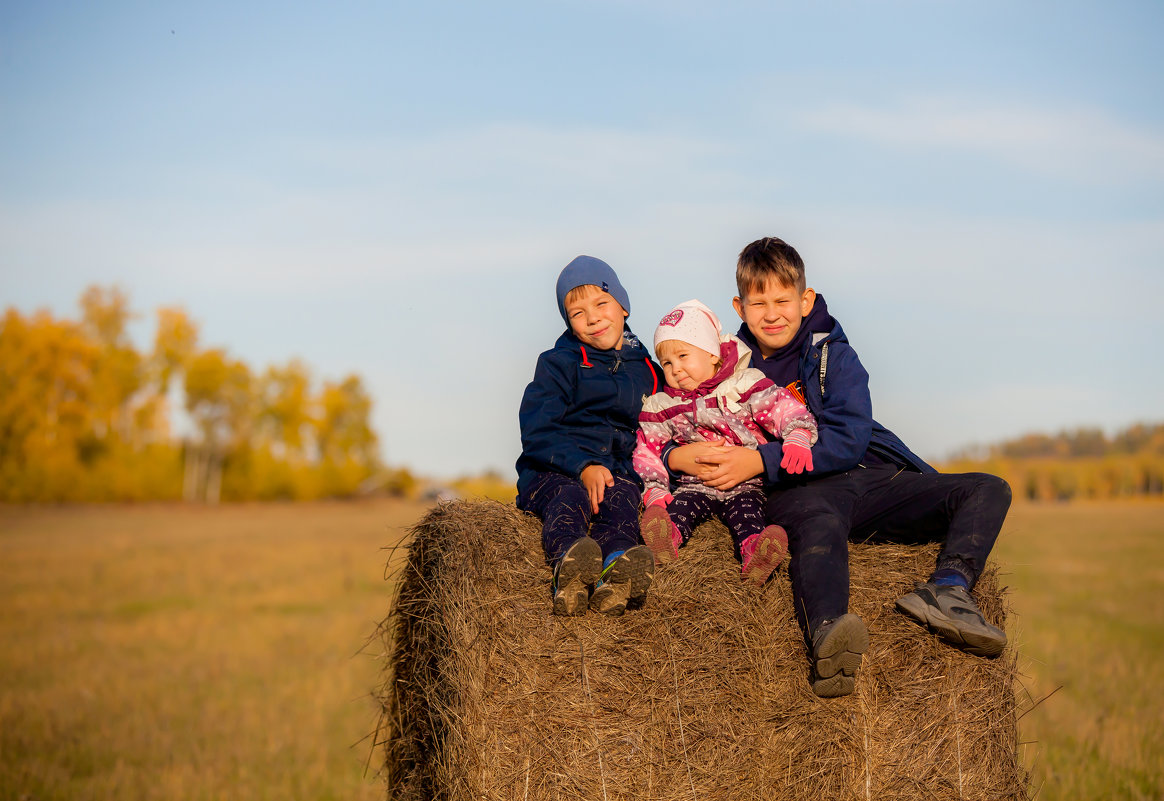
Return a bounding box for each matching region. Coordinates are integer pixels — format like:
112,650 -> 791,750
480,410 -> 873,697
803,293 -> 837,338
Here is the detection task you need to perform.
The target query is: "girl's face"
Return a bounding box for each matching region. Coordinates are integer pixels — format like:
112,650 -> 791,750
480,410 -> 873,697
656,340 -> 720,391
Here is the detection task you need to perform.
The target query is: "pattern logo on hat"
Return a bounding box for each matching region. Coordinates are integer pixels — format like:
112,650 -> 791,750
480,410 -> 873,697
659,309 -> 683,327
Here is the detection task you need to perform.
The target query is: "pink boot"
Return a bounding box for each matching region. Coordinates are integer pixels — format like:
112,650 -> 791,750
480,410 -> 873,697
740,525 -> 788,587
640,505 -> 682,564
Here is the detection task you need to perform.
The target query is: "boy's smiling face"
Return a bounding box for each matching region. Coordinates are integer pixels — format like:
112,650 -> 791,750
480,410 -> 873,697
732,279 -> 816,357
564,284 -> 628,350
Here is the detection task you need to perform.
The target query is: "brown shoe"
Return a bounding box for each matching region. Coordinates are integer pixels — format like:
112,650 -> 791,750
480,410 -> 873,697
810,614 -> 868,697
551,537 -> 602,616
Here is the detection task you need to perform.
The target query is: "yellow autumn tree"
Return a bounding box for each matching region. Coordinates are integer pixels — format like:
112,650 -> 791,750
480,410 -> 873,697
315,374 -> 379,497
183,348 -> 254,502
941,423 -> 1164,501
2,285 -> 383,502
0,308 -> 98,501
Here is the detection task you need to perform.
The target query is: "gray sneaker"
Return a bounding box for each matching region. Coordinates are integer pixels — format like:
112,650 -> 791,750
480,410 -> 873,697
895,582 -> 1007,658
589,545 -> 655,616
810,613 -> 868,698
551,537 -> 602,616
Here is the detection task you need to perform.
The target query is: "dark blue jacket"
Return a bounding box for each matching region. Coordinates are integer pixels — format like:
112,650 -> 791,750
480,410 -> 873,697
738,296 -> 935,484
516,328 -> 661,500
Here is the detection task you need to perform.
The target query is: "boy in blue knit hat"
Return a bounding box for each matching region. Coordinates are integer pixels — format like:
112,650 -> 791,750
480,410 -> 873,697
516,255 -> 661,616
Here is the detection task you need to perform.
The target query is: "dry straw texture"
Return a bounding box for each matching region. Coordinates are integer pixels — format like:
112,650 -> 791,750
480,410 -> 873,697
375,499 -> 1027,801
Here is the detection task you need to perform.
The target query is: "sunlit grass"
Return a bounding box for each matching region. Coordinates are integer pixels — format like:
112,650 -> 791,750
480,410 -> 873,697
0,500 -> 427,801
997,501 -> 1164,801
1,499 -> 1160,799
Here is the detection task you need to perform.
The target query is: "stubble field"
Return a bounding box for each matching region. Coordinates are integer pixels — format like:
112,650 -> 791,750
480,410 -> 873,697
1,499 -> 1161,800
0,500 -> 426,801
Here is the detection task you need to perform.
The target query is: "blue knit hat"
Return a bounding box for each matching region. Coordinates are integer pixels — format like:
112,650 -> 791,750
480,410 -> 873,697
555,255 -> 631,324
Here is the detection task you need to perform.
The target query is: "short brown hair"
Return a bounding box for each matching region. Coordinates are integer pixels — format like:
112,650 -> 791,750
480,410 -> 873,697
563,283 -> 602,307
736,237 -> 806,298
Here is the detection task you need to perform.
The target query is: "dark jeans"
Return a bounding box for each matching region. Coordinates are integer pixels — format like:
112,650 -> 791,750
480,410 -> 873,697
517,471 -> 642,564
669,487 -> 768,559
765,465 -> 1012,633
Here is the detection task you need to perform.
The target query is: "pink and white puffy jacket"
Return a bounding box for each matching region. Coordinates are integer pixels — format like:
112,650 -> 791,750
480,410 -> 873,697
633,335 -> 818,503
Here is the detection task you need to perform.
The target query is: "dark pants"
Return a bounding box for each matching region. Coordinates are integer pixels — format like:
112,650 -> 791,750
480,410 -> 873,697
669,487 -> 768,560
517,471 -> 642,564
765,465 -> 1012,633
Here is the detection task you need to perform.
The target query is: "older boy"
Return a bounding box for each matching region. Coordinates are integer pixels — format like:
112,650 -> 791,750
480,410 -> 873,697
668,237 -> 1011,697
517,255 -> 659,617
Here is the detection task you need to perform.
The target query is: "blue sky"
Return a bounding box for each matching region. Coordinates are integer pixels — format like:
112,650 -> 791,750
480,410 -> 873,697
2,1 -> 1162,479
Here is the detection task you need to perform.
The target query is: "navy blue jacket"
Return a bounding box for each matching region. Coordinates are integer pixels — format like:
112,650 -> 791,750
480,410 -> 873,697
738,295 -> 935,484
516,328 -> 661,500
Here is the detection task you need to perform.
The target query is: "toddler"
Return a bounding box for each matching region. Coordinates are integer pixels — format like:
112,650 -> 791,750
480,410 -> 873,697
633,299 -> 817,586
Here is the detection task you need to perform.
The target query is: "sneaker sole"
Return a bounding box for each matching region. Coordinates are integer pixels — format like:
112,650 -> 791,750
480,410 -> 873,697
590,546 -> 655,616
812,673 -> 856,698
895,591 -> 1006,658
552,538 -> 602,616
589,581 -> 631,616
812,614 -> 868,698
640,506 -> 677,564
741,525 -> 788,587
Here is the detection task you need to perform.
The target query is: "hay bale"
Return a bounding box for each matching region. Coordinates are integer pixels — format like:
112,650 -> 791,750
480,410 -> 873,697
375,499 -> 1027,801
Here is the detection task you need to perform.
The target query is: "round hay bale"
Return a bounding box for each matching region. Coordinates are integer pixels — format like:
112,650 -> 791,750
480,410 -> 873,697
375,499 -> 1027,801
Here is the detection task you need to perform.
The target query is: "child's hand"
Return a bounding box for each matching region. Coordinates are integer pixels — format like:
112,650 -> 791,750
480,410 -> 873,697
580,464 -> 614,514
780,429 -> 814,474
695,446 -> 763,491
667,438 -> 728,477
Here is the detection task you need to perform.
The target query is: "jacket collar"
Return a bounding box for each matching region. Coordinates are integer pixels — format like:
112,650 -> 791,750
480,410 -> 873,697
662,336 -> 751,400
555,326 -> 649,365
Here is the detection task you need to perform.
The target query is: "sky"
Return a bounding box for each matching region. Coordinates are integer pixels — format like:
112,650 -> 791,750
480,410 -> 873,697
2,0 -> 1162,480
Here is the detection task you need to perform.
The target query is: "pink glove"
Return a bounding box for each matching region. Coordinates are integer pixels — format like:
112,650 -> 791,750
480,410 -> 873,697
780,428 -> 814,474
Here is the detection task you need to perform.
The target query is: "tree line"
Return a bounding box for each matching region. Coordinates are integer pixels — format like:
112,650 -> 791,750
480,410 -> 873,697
941,423 -> 1164,502
4,288 -> 1160,505
0,286 -> 381,502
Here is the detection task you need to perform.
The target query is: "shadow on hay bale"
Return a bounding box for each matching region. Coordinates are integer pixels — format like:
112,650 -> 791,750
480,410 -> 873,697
375,499 -> 1027,801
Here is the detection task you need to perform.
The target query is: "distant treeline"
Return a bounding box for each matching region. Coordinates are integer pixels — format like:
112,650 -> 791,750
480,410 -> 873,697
0,286 -> 382,503
940,423 -> 1164,502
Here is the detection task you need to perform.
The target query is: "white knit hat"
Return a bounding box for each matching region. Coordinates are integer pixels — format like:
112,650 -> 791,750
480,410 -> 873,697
653,299 -> 723,357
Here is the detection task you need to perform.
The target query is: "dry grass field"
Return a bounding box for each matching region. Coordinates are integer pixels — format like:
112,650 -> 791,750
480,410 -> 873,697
995,501 -> 1164,801
0,499 -> 427,801
1,498 -> 1161,800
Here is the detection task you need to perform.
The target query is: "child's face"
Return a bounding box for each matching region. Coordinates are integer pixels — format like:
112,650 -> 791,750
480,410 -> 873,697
564,285 -> 628,350
732,279 -> 816,357
656,339 -> 720,391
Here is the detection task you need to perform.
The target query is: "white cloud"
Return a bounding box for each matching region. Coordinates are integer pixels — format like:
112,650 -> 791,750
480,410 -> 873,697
797,96 -> 1164,185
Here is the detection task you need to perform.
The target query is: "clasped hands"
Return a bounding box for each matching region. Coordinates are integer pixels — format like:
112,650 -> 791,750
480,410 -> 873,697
669,436 -> 812,491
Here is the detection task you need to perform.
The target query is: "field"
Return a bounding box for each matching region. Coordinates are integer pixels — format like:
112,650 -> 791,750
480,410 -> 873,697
0,500 -> 427,801
999,502 -> 1164,800
1,499 -> 1161,800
